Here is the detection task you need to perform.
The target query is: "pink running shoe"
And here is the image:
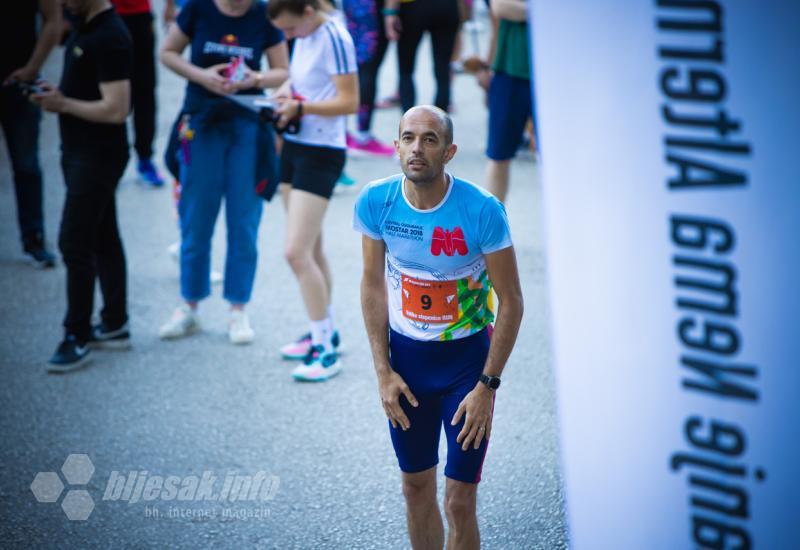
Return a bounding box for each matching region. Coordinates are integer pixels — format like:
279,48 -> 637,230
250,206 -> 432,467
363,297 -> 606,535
346,133 -> 395,157
280,331 -> 341,360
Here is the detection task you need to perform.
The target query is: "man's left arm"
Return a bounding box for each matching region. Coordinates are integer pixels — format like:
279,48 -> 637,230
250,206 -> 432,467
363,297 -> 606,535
33,80 -> 131,123
452,246 -> 524,450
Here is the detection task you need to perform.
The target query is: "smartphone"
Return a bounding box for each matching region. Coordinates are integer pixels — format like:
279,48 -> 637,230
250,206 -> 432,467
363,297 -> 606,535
12,81 -> 44,95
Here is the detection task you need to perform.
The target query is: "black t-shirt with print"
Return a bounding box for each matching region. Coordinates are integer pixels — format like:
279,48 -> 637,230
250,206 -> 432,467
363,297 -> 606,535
59,8 -> 132,158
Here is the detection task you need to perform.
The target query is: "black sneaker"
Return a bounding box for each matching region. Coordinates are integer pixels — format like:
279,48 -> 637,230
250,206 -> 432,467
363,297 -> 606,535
48,335 -> 91,372
23,240 -> 56,269
90,321 -> 131,350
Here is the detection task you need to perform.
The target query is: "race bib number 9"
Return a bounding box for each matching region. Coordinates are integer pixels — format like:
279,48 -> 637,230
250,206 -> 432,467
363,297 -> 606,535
401,275 -> 458,323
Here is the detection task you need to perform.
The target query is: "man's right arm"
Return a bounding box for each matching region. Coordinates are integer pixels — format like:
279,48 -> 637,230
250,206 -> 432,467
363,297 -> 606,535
360,235 -> 418,430
360,235 -> 391,377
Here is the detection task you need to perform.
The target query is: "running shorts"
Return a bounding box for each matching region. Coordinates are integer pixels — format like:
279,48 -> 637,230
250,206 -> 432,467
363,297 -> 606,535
388,328 -> 493,484
279,139 -> 346,200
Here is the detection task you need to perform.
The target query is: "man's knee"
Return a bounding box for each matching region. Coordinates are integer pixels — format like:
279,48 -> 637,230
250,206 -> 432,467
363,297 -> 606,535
444,483 -> 477,522
402,470 -> 436,503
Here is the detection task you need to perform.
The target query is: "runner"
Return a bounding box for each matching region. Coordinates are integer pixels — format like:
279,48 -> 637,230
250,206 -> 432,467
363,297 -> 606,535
158,0 -> 289,344
354,105 -> 524,548
267,0 -> 359,381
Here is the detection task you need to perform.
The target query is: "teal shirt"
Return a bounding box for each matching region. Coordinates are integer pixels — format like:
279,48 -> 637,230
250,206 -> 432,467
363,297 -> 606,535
493,20 -> 531,80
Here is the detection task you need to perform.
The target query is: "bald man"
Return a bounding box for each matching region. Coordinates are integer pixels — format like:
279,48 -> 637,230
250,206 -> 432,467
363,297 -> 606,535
354,106 -> 524,549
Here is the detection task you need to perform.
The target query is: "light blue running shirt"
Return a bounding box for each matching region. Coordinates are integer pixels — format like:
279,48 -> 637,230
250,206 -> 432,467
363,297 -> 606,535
353,174 -> 513,341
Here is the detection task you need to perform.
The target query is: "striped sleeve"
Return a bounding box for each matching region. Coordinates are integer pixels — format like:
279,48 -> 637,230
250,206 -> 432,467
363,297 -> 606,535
323,22 -> 358,76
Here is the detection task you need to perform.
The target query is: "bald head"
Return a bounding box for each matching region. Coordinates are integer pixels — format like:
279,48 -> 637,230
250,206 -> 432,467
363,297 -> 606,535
399,105 -> 453,145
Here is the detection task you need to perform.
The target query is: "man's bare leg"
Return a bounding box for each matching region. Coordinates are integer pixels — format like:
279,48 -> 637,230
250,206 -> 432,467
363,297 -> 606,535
402,467 -> 444,550
444,477 -> 479,550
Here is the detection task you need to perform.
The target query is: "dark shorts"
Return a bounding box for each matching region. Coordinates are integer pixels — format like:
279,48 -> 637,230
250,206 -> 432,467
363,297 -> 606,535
388,328 -> 493,484
279,139 -> 346,200
486,71 -> 533,161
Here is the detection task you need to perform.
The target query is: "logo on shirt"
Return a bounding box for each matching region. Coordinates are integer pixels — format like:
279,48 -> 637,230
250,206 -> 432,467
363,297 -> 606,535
203,35 -> 254,59
431,227 -> 468,257
384,220 -> 423,242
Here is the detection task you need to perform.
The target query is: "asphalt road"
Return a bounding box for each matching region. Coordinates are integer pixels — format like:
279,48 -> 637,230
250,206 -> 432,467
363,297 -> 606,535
0,3 -> 567,548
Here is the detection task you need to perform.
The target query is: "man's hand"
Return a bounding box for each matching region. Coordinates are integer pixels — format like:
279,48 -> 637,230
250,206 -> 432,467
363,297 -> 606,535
378,369 -> 418,431
452,383 -> 494,450
4,65 -> 38,86
30,82 -> 65,113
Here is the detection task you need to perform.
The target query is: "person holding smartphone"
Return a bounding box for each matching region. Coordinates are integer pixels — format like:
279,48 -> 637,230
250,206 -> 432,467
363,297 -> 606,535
31,0 -> 133,368
268,0 -> 359,382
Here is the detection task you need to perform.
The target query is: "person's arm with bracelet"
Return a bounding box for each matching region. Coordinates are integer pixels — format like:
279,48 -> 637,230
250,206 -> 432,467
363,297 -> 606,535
160,25 -> 289,96
383,0 -> 402,41
4,0 -> 62,84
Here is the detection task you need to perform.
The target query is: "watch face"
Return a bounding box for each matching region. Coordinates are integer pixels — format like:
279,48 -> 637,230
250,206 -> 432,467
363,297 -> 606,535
489,377 -> 501,389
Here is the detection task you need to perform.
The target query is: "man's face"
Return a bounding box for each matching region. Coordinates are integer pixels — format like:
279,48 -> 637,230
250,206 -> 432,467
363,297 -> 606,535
396,111 -> 456,184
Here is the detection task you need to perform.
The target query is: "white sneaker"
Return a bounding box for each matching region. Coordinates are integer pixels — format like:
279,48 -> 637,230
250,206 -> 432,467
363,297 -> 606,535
159,305 -> 199,340
228,309 -> 254,345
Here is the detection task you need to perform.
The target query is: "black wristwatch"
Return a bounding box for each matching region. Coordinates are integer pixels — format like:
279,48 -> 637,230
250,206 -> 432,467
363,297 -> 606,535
479,374 -> 501,390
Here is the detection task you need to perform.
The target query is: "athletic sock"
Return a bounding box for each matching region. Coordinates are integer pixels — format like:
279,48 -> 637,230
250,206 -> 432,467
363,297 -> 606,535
327,305 -> 336,332
310,318 -> 332,353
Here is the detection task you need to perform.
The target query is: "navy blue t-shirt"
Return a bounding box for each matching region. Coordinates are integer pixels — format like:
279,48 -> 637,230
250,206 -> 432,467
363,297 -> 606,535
177,0 -> 283,104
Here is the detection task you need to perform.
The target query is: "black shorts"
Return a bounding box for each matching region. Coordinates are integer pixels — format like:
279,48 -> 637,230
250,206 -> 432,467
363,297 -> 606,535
279,139 -> 346,200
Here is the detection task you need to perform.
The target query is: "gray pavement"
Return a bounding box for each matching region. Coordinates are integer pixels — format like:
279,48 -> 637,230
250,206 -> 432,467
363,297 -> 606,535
0,4 -> 566,548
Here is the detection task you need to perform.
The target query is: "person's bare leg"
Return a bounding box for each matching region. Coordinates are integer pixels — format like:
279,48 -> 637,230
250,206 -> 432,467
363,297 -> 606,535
284,189 -> 330,321
485,159 -> 511,203
279,182 -> 292,210
313,234 -> 332,303
282,184 -> 331,312
402,468 -> 444,550
444,477 -> 479,550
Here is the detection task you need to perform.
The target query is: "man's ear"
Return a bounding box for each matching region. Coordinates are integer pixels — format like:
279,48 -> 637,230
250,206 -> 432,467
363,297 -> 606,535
444,143 -> 458,164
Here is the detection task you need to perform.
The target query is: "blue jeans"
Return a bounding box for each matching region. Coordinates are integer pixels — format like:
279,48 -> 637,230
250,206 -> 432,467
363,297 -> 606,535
178,112 -> 263,304
0,86 -> 44,246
